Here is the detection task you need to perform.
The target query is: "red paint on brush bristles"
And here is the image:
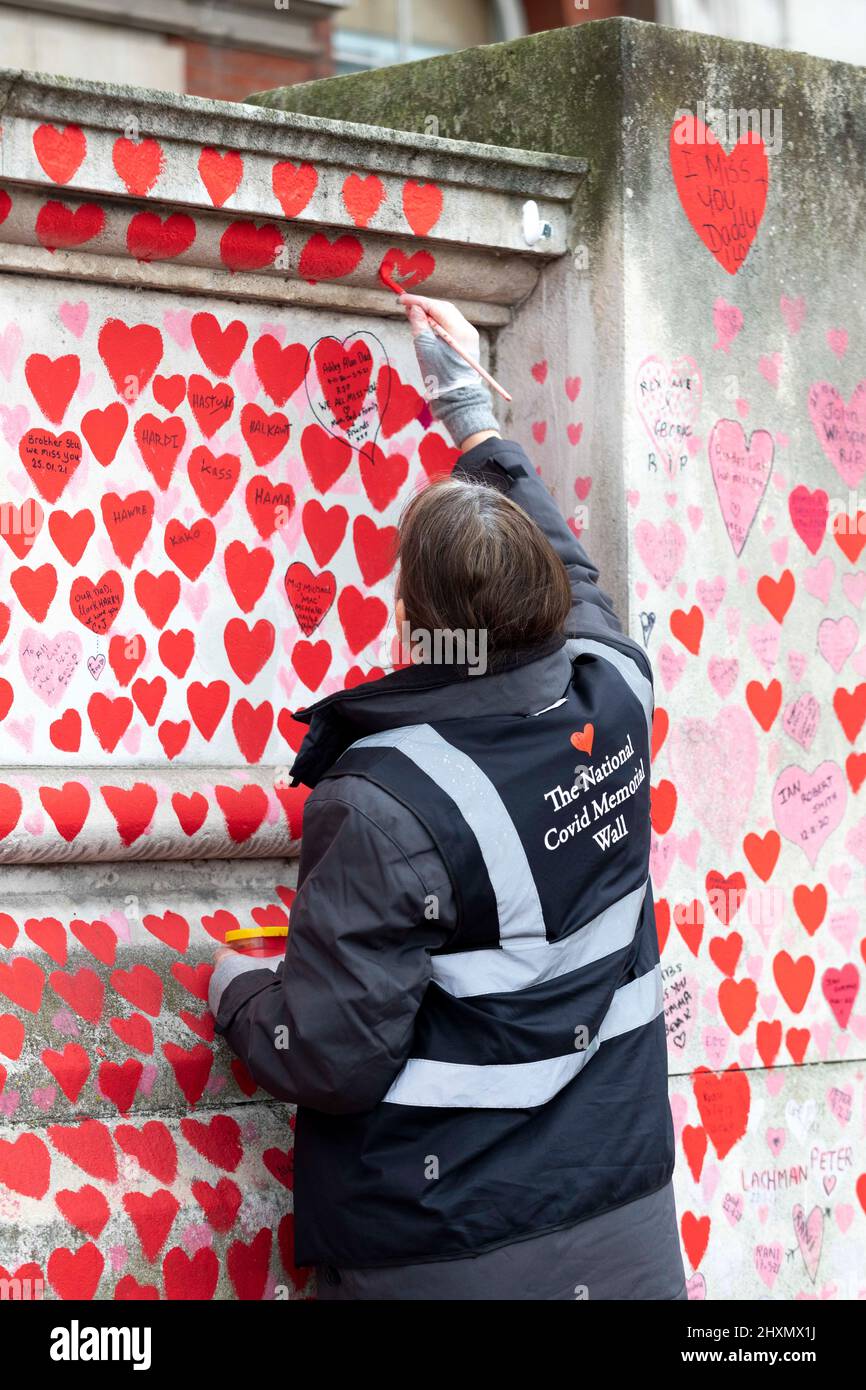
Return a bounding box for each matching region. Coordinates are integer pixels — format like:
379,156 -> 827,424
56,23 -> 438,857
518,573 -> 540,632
379,266 -> 403,294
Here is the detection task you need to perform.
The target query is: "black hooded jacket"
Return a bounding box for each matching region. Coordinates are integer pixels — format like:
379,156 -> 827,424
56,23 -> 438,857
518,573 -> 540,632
211,437 -> 675,1275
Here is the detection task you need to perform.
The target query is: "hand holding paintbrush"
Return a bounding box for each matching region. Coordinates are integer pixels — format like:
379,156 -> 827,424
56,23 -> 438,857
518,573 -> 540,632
380,272 -> 512,403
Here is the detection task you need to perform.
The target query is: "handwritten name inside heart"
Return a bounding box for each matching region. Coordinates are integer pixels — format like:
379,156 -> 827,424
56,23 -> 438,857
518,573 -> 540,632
306,332 -> 388,453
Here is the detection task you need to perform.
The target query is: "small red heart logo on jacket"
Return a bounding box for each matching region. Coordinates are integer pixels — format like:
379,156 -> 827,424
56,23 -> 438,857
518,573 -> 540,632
570,723 -> 594,755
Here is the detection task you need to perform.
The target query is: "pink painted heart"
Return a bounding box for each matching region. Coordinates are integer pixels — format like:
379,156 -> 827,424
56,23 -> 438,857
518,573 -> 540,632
792,1205 -> 823,1283
779,295 -> 805,335
782,693 -> 819,751
826,328 -> 848,358
766,1128 -> 785,1157
634,519 -> 686,588
648,834 -> 677,890
707,656 -> 739,698
153,485 -> 183,526
657,644 -> 686,691
803,557 -> 835,604
565,376 -> 581,402
695,576 -> 725,618
677,829 -> 700,867
828,863 -> 851,898
770,538 -> 788,566
758,352 -> 782,388
722,1193 -> 744,1226
0,404 -> 29,448
817,615 -> 858,672
0,323 -> 23,380
787,650 -> 807,681
233,361 -> 261,403
635,355 -> 702,476
808,380 -> 866,488
754,1243 -> 783,1290
708,418 -> 774,555
748,620 -> 780,672
669,706 -> 758,854
19,629 -> 82,707
772,760 -> 847,867
843,572 -> 866,608
822,964 -> 859,1028
7,717 -> 35,752
702,1026 -> 729,1071
712,297 -> 743,353
182,583 -> 210,622
828,900 -> 861,956
60,301 -> 89,338
163,309 -> 194,349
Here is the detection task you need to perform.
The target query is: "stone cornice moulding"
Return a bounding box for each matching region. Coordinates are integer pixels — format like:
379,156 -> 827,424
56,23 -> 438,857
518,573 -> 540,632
0,70 -> 587,199
0,70 -> 586,317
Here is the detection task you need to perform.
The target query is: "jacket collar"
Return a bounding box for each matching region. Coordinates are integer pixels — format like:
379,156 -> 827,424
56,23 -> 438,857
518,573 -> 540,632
290,634 -> 571,787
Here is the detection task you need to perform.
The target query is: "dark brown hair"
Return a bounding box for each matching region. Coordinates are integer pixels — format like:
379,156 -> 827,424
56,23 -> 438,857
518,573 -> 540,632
396,475 -> 572,666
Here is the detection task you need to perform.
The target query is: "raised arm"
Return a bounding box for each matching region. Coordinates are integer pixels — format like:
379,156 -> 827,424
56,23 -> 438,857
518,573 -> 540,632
401,292 -> 623,639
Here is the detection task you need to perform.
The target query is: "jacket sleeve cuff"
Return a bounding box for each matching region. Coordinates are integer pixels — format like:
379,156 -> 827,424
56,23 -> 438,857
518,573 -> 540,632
209,952 -> 280,1020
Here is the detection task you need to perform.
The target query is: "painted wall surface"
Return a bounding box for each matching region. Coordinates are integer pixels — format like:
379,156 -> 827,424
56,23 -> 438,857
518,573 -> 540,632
256,17 -> 866,1301
0,72 -> 580,1298
620,21 -> 866,1301
0,275 -> 457,774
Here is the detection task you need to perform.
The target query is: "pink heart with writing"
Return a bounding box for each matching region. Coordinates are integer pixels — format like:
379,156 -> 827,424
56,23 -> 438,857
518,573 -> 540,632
772,760 -> 847,866
808,380 -> 866,487
708,656 -> 739,698
793,1205 -> 823,1283
695,576 -> 725,618
782,693 -> 819,751
708,418 -> 774,555
19,628 -> 83,707
817,615 -> 858,672
634,354 -> 702,476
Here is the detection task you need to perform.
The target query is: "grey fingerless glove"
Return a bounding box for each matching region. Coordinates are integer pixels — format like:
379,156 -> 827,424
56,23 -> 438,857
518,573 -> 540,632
413,327 -> 499,446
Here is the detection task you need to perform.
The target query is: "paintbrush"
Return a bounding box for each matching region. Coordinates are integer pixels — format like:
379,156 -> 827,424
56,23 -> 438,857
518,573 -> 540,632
379,266 -> 513,403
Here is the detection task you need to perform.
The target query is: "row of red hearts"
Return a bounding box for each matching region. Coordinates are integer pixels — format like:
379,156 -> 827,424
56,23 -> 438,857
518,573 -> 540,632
25,125 -> 445,232
3,471 -> 431,579
0,779 -> 306,843
0,188 -> 437,284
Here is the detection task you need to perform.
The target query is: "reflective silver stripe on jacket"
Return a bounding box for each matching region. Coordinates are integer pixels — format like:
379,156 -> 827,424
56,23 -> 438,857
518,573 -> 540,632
383,963 -> 664,1109
349,723 -> 547,942
565,637 -> 654,742
431,878 -> 648,998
